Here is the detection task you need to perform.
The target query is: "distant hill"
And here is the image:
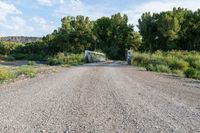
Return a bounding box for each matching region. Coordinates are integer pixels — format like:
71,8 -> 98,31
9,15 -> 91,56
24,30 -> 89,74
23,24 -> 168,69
0,36 -> 42,43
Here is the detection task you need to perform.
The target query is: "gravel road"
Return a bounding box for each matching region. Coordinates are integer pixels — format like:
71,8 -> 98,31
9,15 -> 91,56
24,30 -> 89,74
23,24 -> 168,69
0,62 -> 200,133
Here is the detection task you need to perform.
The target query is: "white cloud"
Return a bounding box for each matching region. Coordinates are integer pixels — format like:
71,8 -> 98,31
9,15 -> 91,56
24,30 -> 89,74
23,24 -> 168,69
0,1 -> 33,36
31,16 -> 56,34
0,16 -> 57,36
36,0 -> 52,6
59,0 -> 64,4
2,0 -> 200,36
0,1 -> 21,21
125,0 -> 200,26
36,0 -> 65,6
54,0 -> 113,20
11,17 -> 34,34
0,16 -> 34,36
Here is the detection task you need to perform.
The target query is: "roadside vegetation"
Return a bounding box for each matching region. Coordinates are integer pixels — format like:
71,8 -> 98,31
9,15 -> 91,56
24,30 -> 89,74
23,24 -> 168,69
132,51 -> 200,80
46,53 -> 84,66
0,8 -> 200,80
0,13 -> 137,63
0,66 -> 36,83
132,8 -> 200,80
0,67 -> 15,81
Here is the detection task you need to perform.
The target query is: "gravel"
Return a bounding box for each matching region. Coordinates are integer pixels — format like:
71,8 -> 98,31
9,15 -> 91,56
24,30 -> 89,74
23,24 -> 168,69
0,61 -> 200,133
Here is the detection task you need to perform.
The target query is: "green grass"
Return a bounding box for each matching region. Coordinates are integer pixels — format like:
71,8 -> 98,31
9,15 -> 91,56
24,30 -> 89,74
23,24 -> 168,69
132,50 -> 200,80
16,66 -> 36,78
46,52 -> 84,66
0,67 -> 15,81
0,66 -> 36,83
27,61 -> 36,66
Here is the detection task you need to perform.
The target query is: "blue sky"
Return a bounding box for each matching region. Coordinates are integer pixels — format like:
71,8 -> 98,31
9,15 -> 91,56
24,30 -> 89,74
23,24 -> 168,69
0,0 -> 200,37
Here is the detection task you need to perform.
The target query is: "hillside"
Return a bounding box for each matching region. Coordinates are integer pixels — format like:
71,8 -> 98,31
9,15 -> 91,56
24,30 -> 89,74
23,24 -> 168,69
0,36 -> 42,43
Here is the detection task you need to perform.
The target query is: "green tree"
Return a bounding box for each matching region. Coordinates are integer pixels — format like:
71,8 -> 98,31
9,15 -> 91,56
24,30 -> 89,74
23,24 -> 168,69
127,32 -> 142,51
44,16 -> 94,54
94,13 -> 134,59
138,12 -> 158,52
138,8 -> 200,52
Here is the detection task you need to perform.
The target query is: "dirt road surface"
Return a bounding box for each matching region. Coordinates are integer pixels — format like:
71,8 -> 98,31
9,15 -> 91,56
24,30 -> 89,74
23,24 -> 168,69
0,62 -> 200,133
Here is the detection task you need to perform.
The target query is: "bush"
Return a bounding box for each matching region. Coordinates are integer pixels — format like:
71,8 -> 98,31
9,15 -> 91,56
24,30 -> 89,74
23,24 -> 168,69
146,64 -> 155,71
15,41 -> 47,55
46,53 -> 65,65
132,50 -> 200,80
25,54 -> 45,61
11,53 -> 27,60
0,41 -> 23,55
168,59 -> 189,71
12,53 -> 45,61
132,53 -> 149,67
0,67 -> 15,81
173,70 -> 184,77
16,66 -> 36,78
195,72 -> 200,80
0,55 -> 15,61
0,66 -> 38,82
155,65 -> 171,73
184,68 -> 198,79
27,61 -> 36,66
148,57 -> 165,66
146,64 -> 171,73
189,59 -> 200,70
46,52 -> 84,66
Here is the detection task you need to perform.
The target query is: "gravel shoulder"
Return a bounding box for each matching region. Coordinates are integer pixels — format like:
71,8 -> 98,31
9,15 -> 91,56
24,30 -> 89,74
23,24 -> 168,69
0,62 -> 200,132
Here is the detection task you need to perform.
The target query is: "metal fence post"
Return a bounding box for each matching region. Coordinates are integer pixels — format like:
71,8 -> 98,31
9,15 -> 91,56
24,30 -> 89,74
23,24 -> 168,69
84,50 -> 88,63
127,50 -> 132,65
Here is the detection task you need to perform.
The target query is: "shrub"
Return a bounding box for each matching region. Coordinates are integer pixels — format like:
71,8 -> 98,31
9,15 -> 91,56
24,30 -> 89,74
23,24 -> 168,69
12,53 -> 45,61
0,67 -> 15,81
16,66 -> 36,78
132,53 -> 149,67
168,59 -> 189,71
15,41 -> 47,55
0,55 -> 15,61
0,66 -> 38,82
155,65 -> 171,73
184,68 -> 197,78
46,53 -> 84,66
148,57 -> 165,66
0,41 -> 23,55
46,57 -> 61,65
195,72 -> 200,80
146,64 -> 155,71
27,61 -> 36,66
191,60 -> 200,70
145,64 -> 171,73
11,53 -> 27,60
46,53 -> 65,65
132,50 -> 200,80
173,70 -> 184,77
26,54 -> 45,61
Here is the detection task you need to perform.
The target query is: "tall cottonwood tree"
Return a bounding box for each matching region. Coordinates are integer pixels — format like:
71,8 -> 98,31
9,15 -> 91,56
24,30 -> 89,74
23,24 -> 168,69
138,8 -> 200,52
94,13 -> 135,59
44,13 -> 139,60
